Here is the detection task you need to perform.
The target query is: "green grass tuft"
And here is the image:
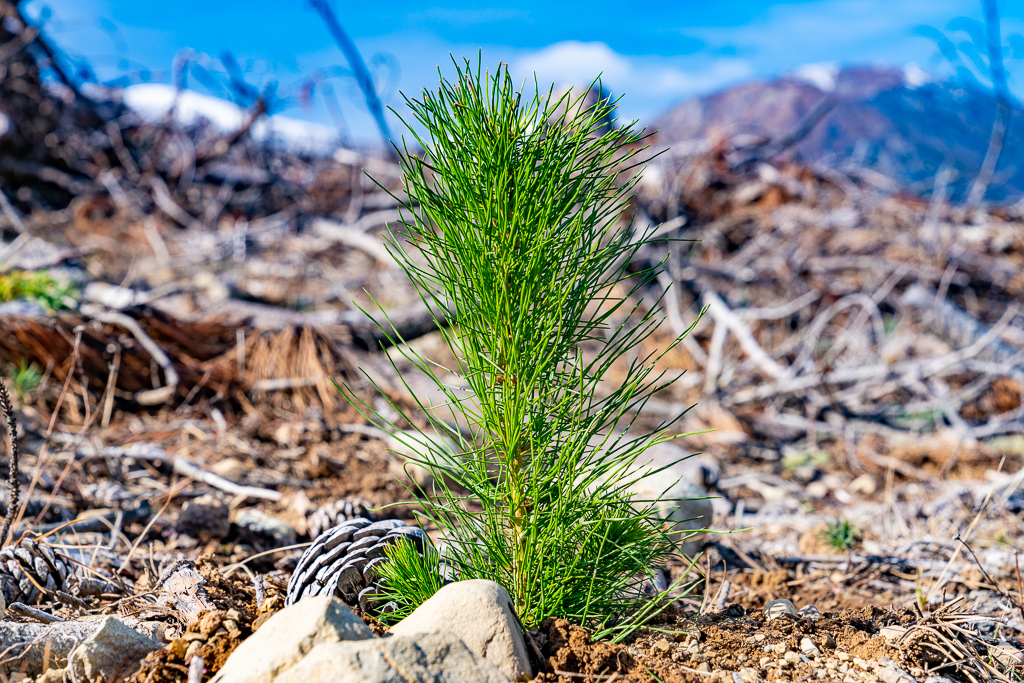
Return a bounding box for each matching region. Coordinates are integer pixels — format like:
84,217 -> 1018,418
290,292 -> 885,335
5,361 -> 43,400
0,270 -> 77,312
819,517 -> 861,552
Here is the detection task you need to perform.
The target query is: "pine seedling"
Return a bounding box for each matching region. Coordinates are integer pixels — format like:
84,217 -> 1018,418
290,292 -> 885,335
341,58 -> 702,631
6,361 -> 42,401
819,517 -> 861,553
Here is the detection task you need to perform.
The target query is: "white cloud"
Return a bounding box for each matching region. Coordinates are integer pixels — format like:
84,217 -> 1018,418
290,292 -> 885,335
513,41 -> 751,99
515,41 -> 631,87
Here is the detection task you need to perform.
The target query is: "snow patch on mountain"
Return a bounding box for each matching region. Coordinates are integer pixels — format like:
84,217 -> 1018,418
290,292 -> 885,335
122,83 -> 341,157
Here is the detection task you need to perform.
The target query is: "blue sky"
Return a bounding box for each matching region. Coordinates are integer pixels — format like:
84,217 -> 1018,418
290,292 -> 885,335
22,0 -> 1024,146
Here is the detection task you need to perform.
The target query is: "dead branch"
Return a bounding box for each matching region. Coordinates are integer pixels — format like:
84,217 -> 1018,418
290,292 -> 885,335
0,380 -> 18,546
61,444 -> 281,502
702,290 -> 787,382
80,305 -> 180,405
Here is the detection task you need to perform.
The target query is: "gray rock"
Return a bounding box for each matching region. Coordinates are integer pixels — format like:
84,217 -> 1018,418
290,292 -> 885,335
176,494 -> 231,541
634,441 -> 721,491
234,509 -> 297,547
798,604 -> 822,622
277,632 -> 508,683
989,641 -> 1023,666
211,596 -> 374,683
66,617 -> 161,683
389,579 -> 531,681
762,598 -> 797,622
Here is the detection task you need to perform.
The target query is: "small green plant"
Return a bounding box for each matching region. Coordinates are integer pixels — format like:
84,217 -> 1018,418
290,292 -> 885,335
0,270 -> 77,312
341,58 -> 701,632
819,517 -> 861,553
782,449 -> 829,471
374,538 -> 447,621
5,361 -> 42,400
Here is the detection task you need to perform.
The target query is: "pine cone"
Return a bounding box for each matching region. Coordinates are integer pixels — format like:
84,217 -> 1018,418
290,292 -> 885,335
286,517 -> 428,616
79,481 -> 137,510
306,498 -> 377,539
0,538 -> 72,605
0,491 -> 72,524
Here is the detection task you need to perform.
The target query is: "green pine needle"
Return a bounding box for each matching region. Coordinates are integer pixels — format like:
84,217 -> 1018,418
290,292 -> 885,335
373,538 -> 447,623
338,56 -> 702,631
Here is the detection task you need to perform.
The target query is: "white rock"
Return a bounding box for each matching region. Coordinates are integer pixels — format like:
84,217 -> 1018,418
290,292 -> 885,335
387,428 -> 460,487
763,598 -> 797,622
390,579 -> 531,681
880,625 -> 908,643
850,474 -> 877,495
211,596 -> 374,683
66,617 -> 161,683
801,636 -> 822,657
277,632 -> 508,683
633,440 -> 720,490
627,470 -> 713,558
876,660 -> 916,683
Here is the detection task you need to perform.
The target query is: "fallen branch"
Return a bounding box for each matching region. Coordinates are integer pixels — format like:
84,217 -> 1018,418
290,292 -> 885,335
702,290 -> 787,382
60,444 -> 281,502
80,305 -> 180,405
7,602 -> 62,624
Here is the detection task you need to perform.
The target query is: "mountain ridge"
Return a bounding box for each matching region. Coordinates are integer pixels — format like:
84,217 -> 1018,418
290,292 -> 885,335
651,65 -> 1023,203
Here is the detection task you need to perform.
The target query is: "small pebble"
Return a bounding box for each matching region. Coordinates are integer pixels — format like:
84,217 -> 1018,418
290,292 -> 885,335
760,657 -> 772,667
654,638 -> 671,653
763,598 -> 797,622
854,657 -> 870,670
784,651 -> 801,665
697,663 -> 711,673
777,658 -> 790,669
839,662 -> 850,673
989,641 -> 1024,666
798,604 -> 822,622
837,652 -> 852,661
801,637 -> 822,657
736,654 -> 748,664
816,670 -> 827,679
771,643 -> 788,655
739,668 -> 759,683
